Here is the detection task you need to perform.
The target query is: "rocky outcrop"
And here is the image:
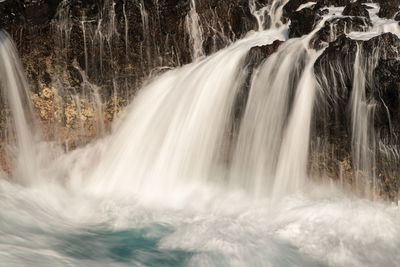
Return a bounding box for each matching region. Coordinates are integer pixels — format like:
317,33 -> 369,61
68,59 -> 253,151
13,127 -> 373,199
244,40 -> 284,68
288,6 -> 325,38
378,0 -> 400,19
342,2 -> 370,18
315,0 -> 351,7
313,33 -> 400,199
286,0 -> 375,38
311,16 -> 371,48
315,32 -> 400,134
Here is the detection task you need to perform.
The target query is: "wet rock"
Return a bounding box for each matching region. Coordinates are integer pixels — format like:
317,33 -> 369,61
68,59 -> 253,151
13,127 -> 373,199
69,0 -> 103,19
282,0 -> 352,22
315,32 -> 400,110
160,0 -> 191,34
288,7 -> 323,38
315,32 -> 400,125
196,0 -> 257,40
311,16 -> 371,48
313,32 -> 400,198
24,0 -> 62,25
374,59 -> 400,129
245,40 -> 284,68
282,0 -> 311,19
0,0 -> 24,28
233,39 -> 284,124
68,66 -> 83,88
342,2 -> 370,19
378,0 -> 400,19
0,0 -> 61,28
316,0 -> 351,7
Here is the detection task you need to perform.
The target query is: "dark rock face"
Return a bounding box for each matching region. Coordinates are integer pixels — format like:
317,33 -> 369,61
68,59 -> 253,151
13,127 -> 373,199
288,7 -> 323,38
315,33 -> 400,133
196,0 -> 257,46
378,0 -> 400,19
245,40 -> 284,68
0,0 -> 62,28
342,2 -> 370,18
311,16 -> 371,48
0,0 -> 258,99
282,0 -> 311,19
314,33 -> 400,198
315,0 -> 351,7
283,0 -> 351,20
286,0 -> 371,38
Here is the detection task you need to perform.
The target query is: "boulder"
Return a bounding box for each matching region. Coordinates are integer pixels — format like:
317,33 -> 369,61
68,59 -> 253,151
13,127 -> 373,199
289,7 -> 324,38
342,2 -> 370,19
378,0 -> 400,19
245,40 -> 284,68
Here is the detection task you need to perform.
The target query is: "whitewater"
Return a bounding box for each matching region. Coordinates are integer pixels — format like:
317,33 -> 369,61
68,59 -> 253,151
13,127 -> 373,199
1,1 -> 400,266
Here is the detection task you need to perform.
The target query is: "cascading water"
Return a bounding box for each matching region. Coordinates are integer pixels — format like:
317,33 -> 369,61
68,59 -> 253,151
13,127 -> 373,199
140,0 -> 151,69
185,0 -> 205,60
0,31 -> 38,183
350,46 -> 377,196
1,0 -> 400,266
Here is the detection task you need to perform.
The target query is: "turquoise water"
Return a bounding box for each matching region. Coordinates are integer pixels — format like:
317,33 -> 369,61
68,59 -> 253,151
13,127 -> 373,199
1,180 -> 400,266
58,225 -> 192,266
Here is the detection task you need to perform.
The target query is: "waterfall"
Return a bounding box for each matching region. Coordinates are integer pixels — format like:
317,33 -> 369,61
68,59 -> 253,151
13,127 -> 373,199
123,0 -> 129,62
0,0 -> 319,199
81,18 -> 89,74
140,0 -> 151,69
350,46 -> 377,196
230,38 -> 318,198
86,29 -> 287,197
2,0 -> 400,266
250,0 -> 289,30
185,0 -> 205,60
0,0 -> 393,200
0,31 -> 38,182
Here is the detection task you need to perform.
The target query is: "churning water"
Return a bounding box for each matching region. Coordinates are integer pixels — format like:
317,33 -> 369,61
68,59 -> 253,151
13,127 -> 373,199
1,1 -> 400,266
